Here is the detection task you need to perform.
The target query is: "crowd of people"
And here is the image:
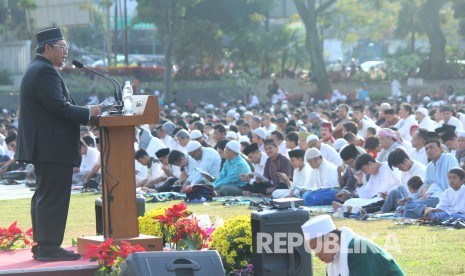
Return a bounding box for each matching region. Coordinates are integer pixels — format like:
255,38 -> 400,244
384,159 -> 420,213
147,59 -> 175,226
2,83 -> 465,226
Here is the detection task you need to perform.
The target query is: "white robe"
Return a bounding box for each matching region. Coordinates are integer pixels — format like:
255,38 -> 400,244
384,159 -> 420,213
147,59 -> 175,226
357,162 -> 401,199
394,114 -> 416,142
437,117 -> 464,133
309,159 -> 339,189
319,143 -> 343,166
436,185 -> 465,215
409,147 -> 428,166
418,116 -> 437,131
272,163 -> 312,198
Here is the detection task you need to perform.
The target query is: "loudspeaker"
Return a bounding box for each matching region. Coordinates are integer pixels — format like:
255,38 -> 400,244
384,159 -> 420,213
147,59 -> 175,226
95,197 -> 146,235
120,250 -> 225,276
251,209 -> 312,276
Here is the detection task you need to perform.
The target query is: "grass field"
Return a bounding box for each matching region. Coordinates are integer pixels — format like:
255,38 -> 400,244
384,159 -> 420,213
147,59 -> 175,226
1,194 -> 465,275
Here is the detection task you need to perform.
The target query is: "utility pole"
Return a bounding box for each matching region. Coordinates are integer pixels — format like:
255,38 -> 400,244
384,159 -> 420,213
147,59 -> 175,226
113,0 -> 118,66
123,0 -> 128,65
104,0 -> 112,66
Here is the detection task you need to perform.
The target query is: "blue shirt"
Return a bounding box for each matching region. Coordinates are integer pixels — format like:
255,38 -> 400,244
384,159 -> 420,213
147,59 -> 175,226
214,155 -> 251,189
425,153 -> 459,192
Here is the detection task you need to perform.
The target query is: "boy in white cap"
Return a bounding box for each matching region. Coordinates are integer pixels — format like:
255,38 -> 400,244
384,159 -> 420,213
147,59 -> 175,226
301,215 -> 404,276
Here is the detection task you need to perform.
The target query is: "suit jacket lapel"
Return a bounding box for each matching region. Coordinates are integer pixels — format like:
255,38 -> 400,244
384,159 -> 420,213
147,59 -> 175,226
61,81 -> 75,104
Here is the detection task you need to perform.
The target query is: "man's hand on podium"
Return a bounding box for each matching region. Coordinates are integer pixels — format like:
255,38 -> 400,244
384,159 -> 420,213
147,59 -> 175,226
88,104 -> 102,118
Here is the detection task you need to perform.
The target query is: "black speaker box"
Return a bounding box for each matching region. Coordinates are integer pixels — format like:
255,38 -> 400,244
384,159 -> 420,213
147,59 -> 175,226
95,196 -> 146,235
120,250 -> 225,276
251,208 -> 312,276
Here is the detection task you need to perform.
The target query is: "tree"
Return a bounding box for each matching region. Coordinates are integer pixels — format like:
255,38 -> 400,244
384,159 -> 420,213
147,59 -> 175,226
67,2 -> 106,54
293,0 -> 337,99
418,0 -> 447,78
173,17 -> 224,80
394,1 -> 423,53
135,0 -> 202,102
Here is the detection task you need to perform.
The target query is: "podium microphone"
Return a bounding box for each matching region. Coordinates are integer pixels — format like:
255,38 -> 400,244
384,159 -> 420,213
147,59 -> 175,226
72,60 -> 123,113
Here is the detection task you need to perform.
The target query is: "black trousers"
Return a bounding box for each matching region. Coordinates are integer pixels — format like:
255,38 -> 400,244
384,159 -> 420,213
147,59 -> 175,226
241,181 -> 273,195
156,177 -> 181,193
31,162 -> 73,251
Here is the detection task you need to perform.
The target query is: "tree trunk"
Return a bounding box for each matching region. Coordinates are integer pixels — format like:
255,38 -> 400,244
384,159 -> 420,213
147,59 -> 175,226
419,0 -> 447,78
293,0 -> 332,99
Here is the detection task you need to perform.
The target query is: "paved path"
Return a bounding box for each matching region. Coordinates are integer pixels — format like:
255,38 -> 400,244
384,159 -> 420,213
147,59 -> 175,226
0,181 -> 80,201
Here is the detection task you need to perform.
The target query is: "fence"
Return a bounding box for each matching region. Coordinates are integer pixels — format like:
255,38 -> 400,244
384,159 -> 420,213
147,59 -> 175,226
0,40 -> 31,88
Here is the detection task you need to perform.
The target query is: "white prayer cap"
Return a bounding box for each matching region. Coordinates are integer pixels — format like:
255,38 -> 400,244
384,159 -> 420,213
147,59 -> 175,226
333,138 -> 348,151
244,111 -> 253,117
301,215 -> 336,241
305,148 -> 321,160
238,135 -> 250,143
457,131 -> 465,138
308,112 -> 320,120
306,134 -> 319,144
227,109 -> 237,117
415,107 -> 428,117
181,112 -> 189,118
226,140 -> 241,154
380,103 -> 391,110
253,128 -> 266,139
192,113 -> 200,118
423,96 -> 431,102
186,141 -> 202,153
189,130 -> 202,140
226,131 -> 238,140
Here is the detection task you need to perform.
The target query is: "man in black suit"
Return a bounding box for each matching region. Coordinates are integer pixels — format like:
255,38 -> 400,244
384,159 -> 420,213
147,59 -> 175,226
15,27 -> 101,261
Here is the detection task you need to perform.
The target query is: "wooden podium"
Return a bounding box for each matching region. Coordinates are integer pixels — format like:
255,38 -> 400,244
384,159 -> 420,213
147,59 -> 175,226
77,95 -> 163,254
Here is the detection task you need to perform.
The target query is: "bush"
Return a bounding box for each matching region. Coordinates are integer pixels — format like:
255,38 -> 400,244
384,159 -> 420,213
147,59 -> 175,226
209,215 -> 252,273
385,51 -> 422,80
138,206 -> 168,238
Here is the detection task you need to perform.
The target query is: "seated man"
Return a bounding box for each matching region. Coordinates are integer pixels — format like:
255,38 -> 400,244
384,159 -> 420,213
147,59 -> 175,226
403,134 -> 459,218
241,143 -> 271,195
272,149 -> 312,199
336,144 -> 367,202
213,140 -> 251,196
167,149 -> 197,192
340,154 -> 401,213
73,139 -> 100,184
381,148 -> 426,213
301,215 -> 405,276
301,148 -> 339,206
306,135 -> 343,166
185,141 -> 222,185
261,139 -> 293,194
134,148 -> 165,188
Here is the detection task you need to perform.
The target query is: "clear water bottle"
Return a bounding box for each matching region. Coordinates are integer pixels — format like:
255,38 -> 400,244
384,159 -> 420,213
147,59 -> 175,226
122,80 -> 133,115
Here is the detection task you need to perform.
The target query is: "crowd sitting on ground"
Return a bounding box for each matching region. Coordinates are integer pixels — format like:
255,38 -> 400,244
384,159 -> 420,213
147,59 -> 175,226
1,83 -> 465,225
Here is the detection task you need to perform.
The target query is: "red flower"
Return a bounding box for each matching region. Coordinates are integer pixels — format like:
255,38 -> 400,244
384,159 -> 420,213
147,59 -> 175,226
0,221 -> 33,250
84,239 -> 146,272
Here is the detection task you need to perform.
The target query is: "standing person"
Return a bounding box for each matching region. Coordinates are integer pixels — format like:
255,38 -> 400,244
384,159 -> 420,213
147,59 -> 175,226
15,27 -> 101,261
